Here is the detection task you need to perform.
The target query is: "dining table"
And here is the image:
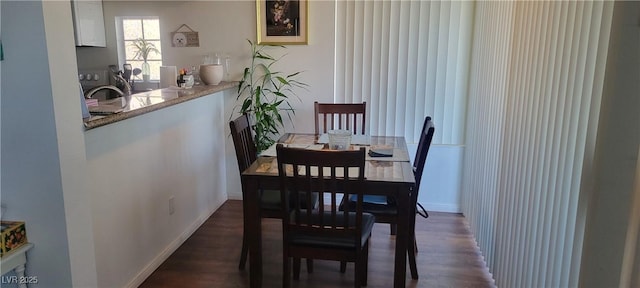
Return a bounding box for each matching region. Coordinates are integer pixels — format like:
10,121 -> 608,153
241,133 -> 417,287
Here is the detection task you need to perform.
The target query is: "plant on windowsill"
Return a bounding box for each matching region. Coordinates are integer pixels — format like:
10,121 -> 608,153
130,38 -> 159,82
235,39 -> 308,153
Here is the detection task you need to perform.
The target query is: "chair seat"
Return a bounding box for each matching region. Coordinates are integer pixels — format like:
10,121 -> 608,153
340,194 -> 398,215
260,190 -> 320,211
290,211 -> 375,249
260,189 -> 282,211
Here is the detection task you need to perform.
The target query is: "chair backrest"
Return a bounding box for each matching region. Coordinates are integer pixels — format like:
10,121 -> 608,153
230,114 -> 258,173
276,144 -> 366,244
314,101 -> 366,135
413,116 -> 435,191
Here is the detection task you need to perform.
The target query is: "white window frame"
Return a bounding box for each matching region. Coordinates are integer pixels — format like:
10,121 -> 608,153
115,16 -> 162,86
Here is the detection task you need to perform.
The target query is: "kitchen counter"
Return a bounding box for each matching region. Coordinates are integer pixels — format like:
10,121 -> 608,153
83,81 -> 237,130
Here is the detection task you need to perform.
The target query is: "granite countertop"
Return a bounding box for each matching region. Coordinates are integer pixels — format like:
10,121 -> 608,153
83,81 -> 238,130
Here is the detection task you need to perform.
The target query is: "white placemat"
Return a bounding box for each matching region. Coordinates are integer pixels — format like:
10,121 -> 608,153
317,134 -> 371,145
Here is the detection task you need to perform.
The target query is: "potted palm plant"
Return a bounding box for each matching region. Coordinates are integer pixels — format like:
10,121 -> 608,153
236,40 -> 308,152
130,38 -> 159,82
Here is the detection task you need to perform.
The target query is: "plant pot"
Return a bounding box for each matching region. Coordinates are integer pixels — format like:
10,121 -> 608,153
199,64 -> 223,85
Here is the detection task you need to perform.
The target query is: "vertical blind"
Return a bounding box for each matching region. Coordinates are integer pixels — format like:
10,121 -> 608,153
463,1 -> 613,288
334,0 -> 473,144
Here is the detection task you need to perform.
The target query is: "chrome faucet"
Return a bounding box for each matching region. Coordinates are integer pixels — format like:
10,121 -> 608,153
84,74 -> 132,99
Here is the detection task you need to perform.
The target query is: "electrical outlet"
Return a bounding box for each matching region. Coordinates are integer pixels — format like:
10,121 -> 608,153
169,196 -> 175,215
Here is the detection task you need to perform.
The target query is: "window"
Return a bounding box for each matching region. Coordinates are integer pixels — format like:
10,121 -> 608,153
116,17 -> 162,81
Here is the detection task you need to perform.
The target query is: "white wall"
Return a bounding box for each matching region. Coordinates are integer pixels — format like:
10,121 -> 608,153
411,145 -> 463,213
42,1 -> 99,286
1,1 -> 74,286
75,0 -> 338,199
85,92 -> 227,288
3,4 -> 467,286
3,1 -> 231,287
78,0 -> 337,127
75,1 -> 462,212
77,0 -> 336,112
222,0 -> 337,198
78,1 -> 253,80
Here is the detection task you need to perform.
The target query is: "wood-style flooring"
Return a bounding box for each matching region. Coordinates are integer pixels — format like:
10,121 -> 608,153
140,200 -> 495,288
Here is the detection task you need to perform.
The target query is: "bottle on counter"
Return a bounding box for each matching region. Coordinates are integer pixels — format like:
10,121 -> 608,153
191,66 -> 200,85
222,54 -> 231,81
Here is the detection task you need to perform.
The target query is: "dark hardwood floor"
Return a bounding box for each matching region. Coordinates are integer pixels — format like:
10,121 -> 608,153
140,200 -> 495,287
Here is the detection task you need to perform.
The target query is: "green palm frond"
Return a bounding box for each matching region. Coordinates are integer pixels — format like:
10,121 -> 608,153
234,40 -> 309,152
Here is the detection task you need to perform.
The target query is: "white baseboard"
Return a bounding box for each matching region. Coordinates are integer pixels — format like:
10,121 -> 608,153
227,191 -> 242,200
422,202 -> 460,213
124,200 -> 226,288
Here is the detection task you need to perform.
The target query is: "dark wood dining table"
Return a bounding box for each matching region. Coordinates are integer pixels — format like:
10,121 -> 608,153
241,133 -> 416,287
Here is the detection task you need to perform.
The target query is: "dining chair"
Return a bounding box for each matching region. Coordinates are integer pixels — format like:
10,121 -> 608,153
276,144 -> 374,288
230,114 -> 317,271
340,116 -> 435,279
314,101 -> 367,135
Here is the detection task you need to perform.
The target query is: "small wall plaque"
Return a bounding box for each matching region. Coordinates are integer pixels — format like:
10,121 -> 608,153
171,24 -> 199,47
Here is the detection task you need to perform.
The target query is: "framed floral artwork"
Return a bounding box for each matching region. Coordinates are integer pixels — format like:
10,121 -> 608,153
257,0 -> 308,45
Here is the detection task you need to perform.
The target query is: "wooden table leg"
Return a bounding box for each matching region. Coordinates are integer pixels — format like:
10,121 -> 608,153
408,185 -> 419,279
394,185 -> 409,288
243,176 -> 262,288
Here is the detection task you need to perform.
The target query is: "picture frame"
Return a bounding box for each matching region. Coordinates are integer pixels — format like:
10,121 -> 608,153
257,0 -> 308,45
171,24 -> 200,47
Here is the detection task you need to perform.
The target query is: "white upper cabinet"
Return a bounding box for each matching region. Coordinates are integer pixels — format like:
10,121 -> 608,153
71,0 -> 106,47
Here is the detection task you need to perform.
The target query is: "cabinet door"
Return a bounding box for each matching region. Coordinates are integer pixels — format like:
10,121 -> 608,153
72,0 -> 106,47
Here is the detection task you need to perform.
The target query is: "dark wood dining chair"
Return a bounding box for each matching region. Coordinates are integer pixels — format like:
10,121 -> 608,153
314,101 -> 367,135
340,116 -> 435,279
276,144 -> 374,288
230,114 -> 317,271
